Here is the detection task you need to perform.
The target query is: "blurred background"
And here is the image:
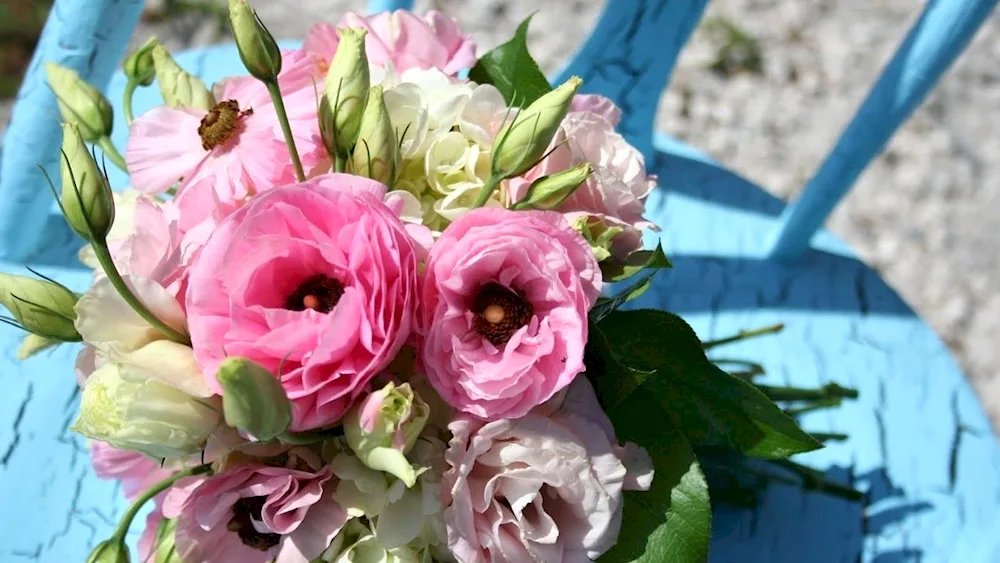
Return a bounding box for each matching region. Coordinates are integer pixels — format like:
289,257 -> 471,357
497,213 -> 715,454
1,0 -> 998,423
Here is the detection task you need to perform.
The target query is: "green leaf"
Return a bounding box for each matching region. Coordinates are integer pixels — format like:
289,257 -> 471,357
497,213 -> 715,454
601,243 -> 672,283
593,309 -> 821,458
468,16 -> 553,106
602,395 -> 711,563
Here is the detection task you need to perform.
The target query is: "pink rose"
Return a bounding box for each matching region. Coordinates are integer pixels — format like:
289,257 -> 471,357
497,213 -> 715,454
418,208 -> 601,420
305,10 -> 477,75
90,441 -> 174,500
163,448 -> 347,563
508,104 -> 658,262
443,377 -> 654,563
185,174 -> 420,430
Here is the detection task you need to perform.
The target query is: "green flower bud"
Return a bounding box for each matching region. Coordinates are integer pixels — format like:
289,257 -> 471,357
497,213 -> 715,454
512,162 -> 591,210
153,518 -> 182,563
72,362 -> 222,459
492,76 -> 582,179
18,333 -> 61,360
344,382 -> 429,487
124,36 -> 161,87
45,63 -> 114,142
320,28 -> 370,156
571,215 -> 623,263
228,0 -> 282,82
216,357 -> 292,442
0,272 -> 80,341
351,85 -> 397,187
152,45 -> 215,110
85,539 -> 130,563
59,123 -> 115,240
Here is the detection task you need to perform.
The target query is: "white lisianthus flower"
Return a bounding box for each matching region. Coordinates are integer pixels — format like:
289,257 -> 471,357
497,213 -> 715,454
77,188 -> 147,270
320,520 -> 421,563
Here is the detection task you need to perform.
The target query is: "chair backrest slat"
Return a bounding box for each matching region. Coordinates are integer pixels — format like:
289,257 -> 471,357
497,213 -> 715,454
367,0 -> 413,12
0,0 -> 146,261
769,0 -> 998,261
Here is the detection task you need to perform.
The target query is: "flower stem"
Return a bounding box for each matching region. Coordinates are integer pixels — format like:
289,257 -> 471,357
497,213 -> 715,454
123,80 -> 138,125
96,136 -> 128,173
472,175 -> 501,209
266,80 -> 306,182
334,152 -> 347,174
91,239 -> 191,345
111,463 -> 212,542
702,323 -> 785,350
756,382 -> 858,402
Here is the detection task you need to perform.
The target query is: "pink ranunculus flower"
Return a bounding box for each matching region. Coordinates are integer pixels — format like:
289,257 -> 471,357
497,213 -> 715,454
90,441 -> 174,500
163,448 -> 347,563
305,10 -> 477,76
418,208 -> 601,420
443,377 -> 654,563
507,102 -> 658,263
185,174 -> 420,431
126,49 -> 329,206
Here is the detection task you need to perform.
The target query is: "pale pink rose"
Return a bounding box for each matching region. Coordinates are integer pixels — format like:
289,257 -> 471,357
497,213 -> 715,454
185,174 -> 420,430
507,107 -> 658,262
162,448 -> 347,563
90,441 -> 174,500
443,377 -> 654,563
418,208 -> 600,420
305,10 -> 477,75
126,49 -> 329,205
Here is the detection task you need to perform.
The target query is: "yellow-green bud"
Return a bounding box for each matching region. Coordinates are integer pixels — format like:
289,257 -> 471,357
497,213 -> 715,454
217,357 -> 292,441
45,63 -> 114,142
351,85 -> 397,187
0,273 -> 80,342
59,123 -> 115,240
344,382 -> 429,487
492,76 -> 582,179
320,28 -> 370,156
124,36 -> 161,87
153,518 -> 182,563
228,0 -> 282,82
85,539 -> 130,563
571,215 -> 623,263
512,162 -> 591,211
152,45 -> 215,110
18,333 -> 61,360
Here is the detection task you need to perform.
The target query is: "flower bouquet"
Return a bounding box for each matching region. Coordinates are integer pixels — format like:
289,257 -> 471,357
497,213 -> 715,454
0,3 -> 859,562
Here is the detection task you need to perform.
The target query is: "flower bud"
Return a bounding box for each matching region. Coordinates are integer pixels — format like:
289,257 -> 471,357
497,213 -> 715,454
0,272 -> 80,342
59,123 -> 115,240
320,28 -> 370,156
72,363 -> 222,459
512,162 -> 591,210
124,36 -> 160,87
152,45 -> 215,110
344,382 -> 429,487
45,63 -> 114,142
216,356 -> 292,441
153,517 -> 182,563
351,85 -> 397,186
571,215 -> 623,263
492,76 -> 582,178
18,333 -> 61,360
85,539 -> 130,563
228,0 -> 282,82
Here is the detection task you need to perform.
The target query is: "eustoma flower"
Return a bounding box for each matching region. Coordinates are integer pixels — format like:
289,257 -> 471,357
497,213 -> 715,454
443,378 -> 654,563
419,208 -> 601,419
185,174 -> 420,430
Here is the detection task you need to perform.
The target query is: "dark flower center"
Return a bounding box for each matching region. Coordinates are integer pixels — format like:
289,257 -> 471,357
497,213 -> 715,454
285,274 -> 345,313
227,497 -> 281,551
198,99 -> 253,150
473,282 -> 534,346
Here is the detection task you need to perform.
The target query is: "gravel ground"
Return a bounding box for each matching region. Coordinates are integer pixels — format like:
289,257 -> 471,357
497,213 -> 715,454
2,0 -> 998,421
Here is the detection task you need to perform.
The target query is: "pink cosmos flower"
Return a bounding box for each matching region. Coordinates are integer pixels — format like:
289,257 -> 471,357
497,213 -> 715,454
126,49 -> 329,207
162,448 -> 347,563
90,441 -> 174,500
304,11 -> 477,75
443,377 -> 654,563
185,174 -> 420,431
418,208 -> 601,420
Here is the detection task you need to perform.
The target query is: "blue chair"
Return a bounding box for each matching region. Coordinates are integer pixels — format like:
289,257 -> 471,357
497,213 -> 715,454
1,0 -> 998,560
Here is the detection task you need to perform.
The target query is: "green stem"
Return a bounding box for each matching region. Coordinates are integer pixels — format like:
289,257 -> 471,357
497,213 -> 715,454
91,240 -> 191,345
702,323 -> 785,349
758,383 -> 858,402
334,152 -> 347,174
472,175 -> 501,208
96,136 -> 128,173
266,81 -> 306,182
111,464 -> 211,542
784,397 -> 844,417
123,80 -> 138,125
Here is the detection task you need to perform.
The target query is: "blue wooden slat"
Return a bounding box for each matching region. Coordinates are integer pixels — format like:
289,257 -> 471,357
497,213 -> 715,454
768,0 -> 999,261
0,0 -> 145,263
366,0 -> 414,13
555,0 -> 710,161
